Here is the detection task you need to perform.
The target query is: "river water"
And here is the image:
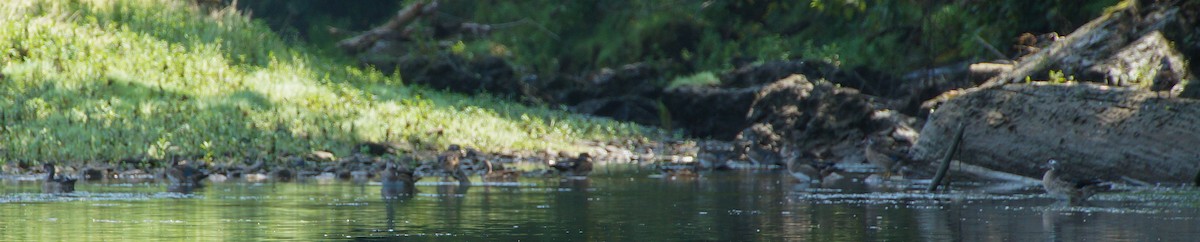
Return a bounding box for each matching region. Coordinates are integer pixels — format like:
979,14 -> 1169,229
1,168 -> 1198,241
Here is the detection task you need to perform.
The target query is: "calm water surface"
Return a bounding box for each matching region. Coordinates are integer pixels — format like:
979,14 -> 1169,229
2,168 -> 1199,241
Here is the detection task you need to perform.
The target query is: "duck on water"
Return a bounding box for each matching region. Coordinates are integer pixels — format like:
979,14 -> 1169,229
1042,159 -> 1112,205
549,153 -> 593,177
166,160 -> 210,193
43,163 -> 77,194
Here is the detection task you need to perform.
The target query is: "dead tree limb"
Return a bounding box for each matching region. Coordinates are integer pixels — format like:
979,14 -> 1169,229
927,121 -> 965,192
337,1 -> 438,54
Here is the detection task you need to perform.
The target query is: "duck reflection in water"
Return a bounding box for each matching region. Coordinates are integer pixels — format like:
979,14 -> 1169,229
559,176 -> 590,190
383,194 -> 412,232
43,163 -> 78,194
1042,209 -> 1092,241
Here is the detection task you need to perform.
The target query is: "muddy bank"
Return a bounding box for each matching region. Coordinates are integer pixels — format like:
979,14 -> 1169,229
1,138 -> 736,183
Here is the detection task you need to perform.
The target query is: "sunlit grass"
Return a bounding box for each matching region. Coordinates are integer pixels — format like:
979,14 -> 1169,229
0,0 -> 655,165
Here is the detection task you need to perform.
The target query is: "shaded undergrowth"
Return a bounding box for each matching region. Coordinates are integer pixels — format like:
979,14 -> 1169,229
364,0 -> 1119,81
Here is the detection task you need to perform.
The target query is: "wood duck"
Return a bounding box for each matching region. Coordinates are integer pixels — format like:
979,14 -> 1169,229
781,147 -> 840,184
166,160 -> 209,192
550,153 -> 593,177
480,159 -> 520,182
863,137 -> 905,179
42,163 -> 77,193
381,162 -> 417,198
438,144 -> 470,183
1042,159 -> 1110,205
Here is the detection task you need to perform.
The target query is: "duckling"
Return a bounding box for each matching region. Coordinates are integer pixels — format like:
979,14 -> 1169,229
696,152 -> 732,171
270,167 -> 295,182
744,143 -> 783,166
779,147 -> 839,184
439,145 -> 464,173
480,159 -> 520,182
786,159 -> 840,185
438,144 -> 471,184
42,163 -> 77,193
381,162 -> 417,199
357,141 -> 397,156
863,137 -> 906,179
1042,159 -> 1110,205
79,163 -> 112,181
550,153 -> 593,177
166,160 -> 209,192
655,162 -> 700,179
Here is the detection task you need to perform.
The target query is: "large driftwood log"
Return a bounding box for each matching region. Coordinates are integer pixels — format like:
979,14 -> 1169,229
982,1 -> 1194,95
912,82 -> 1200,184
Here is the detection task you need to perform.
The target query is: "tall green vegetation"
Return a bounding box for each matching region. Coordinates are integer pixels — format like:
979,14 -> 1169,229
249,0 -> 1119,80
0,0 -> 653,165
462,0 -> 1121,75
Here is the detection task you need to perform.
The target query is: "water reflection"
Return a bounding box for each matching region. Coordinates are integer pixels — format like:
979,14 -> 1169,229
1,171 -> 1199,240
383,195 -> 410,233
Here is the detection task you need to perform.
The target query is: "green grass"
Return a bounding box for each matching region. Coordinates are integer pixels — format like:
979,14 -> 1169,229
0,0 -> 656,165
666,71 -> 719,89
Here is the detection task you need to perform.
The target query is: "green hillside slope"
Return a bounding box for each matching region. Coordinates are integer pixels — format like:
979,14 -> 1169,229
0,0 -> 653,164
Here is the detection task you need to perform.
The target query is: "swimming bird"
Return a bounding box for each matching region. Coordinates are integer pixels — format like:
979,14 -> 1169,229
438,144 -> 470,183
572,153 -> 594,176
786,159 -> 840,185
271,167 -> 295,182
381,162 -> 417,199
1042,159 -> 1110,205
550,153 -> 593,177
744,143 -> 783,166
863,137 -> 905,179
80,163 -> 113,181
696,152 -> 732,171
166,160 -> 209,192
780,147 -> 839,184
655,162 -> 700,179
42,163 -> 77,193
480,159 -> 520,182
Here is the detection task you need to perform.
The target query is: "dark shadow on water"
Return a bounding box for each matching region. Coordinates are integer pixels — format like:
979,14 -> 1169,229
166,184 -> 201,194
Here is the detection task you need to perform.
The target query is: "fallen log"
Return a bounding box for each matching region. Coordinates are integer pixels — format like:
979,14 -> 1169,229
912,82 -> 1200,184
982,1 -> 1194,96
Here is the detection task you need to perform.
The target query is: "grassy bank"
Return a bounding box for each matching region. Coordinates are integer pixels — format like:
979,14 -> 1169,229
0,0 -> 655,165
